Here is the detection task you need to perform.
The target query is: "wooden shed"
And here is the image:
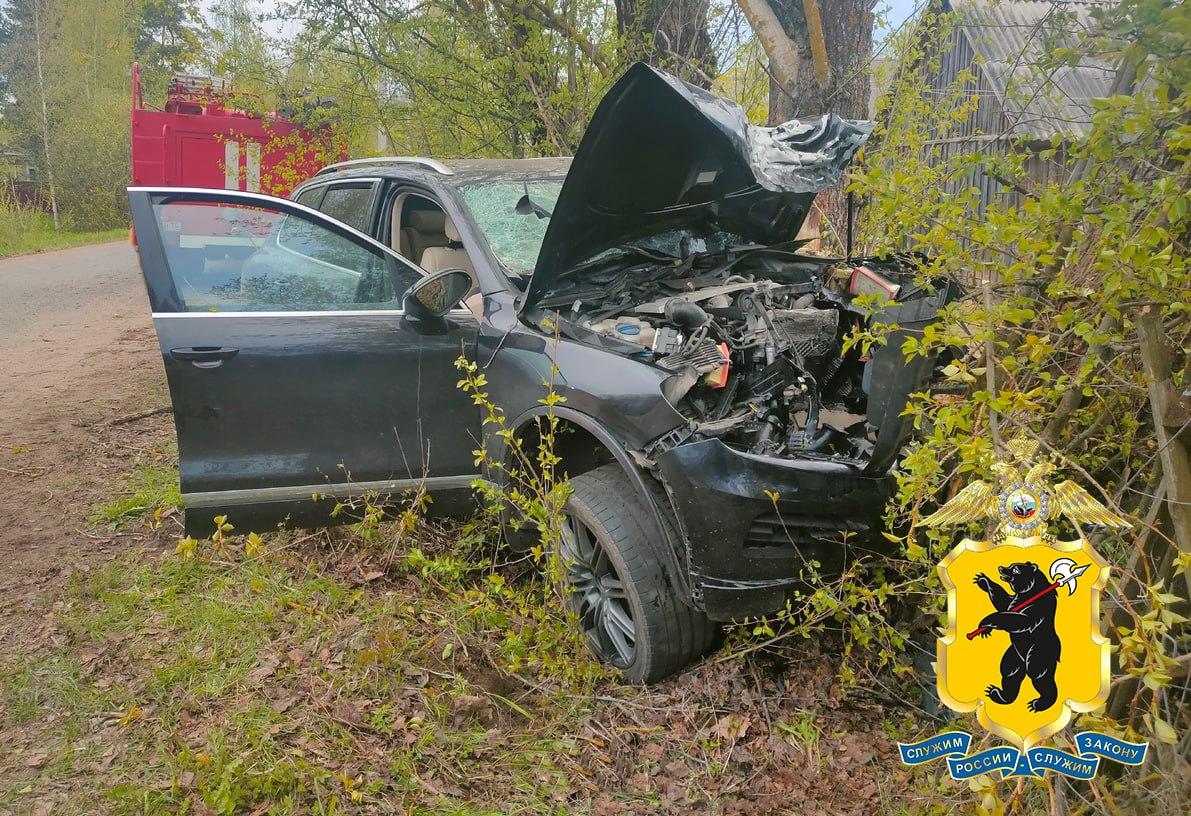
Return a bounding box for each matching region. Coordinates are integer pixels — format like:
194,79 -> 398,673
1,148 -> 41,207
916,0 -> 1117,218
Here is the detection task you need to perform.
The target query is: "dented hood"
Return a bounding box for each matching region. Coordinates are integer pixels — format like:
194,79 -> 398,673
528,63 -> 874,303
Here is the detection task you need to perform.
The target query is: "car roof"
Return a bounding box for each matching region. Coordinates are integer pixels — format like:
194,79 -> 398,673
307,156 -> 571,187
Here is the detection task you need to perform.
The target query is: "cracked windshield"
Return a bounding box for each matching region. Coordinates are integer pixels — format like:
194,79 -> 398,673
460,180 -> 562,275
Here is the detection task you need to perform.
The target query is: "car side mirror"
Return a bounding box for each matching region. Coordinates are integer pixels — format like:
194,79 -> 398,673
403,268 -> 473,321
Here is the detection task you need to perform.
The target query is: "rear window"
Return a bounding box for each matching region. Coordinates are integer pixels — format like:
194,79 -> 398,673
293,186 -> 325,209
318,184 -> 375,233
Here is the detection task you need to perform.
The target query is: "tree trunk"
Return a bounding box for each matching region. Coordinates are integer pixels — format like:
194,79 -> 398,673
614,0 -> 716,87
31,0 -> 59,231
763,0 -> 873,123
1136,309 -> 1191,600
748,0 -> 874,249
736,0 -> 801,93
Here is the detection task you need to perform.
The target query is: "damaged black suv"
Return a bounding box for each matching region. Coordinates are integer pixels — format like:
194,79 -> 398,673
128,64 -> 955,682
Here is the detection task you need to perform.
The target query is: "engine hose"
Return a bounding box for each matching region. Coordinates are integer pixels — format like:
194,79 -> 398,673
805,427 -> 839,451
804,375 -> 820,435
664,299 -> 711,329
753,414 -> 781,452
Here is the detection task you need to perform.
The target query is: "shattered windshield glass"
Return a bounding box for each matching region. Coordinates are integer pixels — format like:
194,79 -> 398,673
459,180 -> 563,275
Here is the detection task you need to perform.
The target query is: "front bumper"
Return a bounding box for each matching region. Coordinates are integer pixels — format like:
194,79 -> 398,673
655,438 -> 895,621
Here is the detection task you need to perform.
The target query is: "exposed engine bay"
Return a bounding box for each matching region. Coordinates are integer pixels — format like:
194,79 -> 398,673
532,245 -> 936,464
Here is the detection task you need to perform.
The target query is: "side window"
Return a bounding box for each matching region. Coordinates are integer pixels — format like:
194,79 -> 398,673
293,186 -> 325,209
151,199 -> 421,313
318,184 -> 375,233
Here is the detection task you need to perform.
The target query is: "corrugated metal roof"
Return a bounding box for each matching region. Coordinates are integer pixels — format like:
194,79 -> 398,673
949,1 -> 1116,138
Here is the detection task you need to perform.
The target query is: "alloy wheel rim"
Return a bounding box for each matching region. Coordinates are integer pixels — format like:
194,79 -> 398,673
559,513 -> 637,668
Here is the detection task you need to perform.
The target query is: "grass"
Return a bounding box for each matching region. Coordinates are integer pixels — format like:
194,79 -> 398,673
0,523 -> 612,815
0,476 -> 957,815
28,468 -> 1174,814
0,651 -> 117,728
90,453 -> 182,527
10,506 -> 1179,814
3,515 -> 929,814
0,205 -> 125,259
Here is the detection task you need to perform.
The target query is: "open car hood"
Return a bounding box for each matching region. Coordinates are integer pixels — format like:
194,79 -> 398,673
527,63 -> 874,304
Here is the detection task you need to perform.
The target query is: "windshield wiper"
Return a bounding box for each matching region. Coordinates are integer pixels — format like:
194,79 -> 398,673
514,181 -> 552,219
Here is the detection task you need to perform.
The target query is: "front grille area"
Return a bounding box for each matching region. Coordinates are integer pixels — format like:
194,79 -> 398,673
744,511 -> 869,548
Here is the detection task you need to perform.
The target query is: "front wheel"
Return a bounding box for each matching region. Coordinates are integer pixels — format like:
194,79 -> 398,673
559,464 -> 719,683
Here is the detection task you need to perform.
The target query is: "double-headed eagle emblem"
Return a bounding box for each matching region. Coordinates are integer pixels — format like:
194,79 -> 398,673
921,437 -> 1128,537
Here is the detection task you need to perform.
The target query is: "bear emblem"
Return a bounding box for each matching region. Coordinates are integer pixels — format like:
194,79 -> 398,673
927,440 -> 1118,748
973,562 -> 1061,712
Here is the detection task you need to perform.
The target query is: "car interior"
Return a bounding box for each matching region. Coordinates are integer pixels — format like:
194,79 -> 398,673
390,193 -> 475,277
389,192 -> 481,316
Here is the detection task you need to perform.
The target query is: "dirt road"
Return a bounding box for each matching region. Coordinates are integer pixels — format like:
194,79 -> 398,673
0,241 -> 143,348
0,242 -> 171,584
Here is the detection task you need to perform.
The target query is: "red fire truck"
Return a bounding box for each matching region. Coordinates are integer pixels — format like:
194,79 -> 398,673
130,63 -> 341,197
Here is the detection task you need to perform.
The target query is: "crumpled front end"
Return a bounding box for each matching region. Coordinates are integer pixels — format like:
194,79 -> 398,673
528,254 -> 957,619
655,439 -> 894,620
537,255 -> 959,472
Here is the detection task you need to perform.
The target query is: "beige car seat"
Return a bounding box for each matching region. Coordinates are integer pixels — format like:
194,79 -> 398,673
390,199 -> 412,259
402,210 -> 449,264
420,216 -> 475,275
420,217 -> 481,318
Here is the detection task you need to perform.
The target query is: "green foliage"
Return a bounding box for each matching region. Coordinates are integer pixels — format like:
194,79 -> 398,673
273,0 -> 618,158
453,343 -> 611,686
90,459 -> 182,527
774,709 -> 822,762
1,0 -> 767,234
711,38 -> 770,124
134,0 -> 204,78
0,0 -> 137,230
245,1 -> 757,159
0,192 -> 124,256
825,0 -> 1189,810
453,349 -> 572,563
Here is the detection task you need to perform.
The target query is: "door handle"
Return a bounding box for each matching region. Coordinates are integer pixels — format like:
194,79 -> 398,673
170,347 -> 239,368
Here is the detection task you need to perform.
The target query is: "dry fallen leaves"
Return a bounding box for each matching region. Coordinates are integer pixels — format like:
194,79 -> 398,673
710,713 -> 751,741
450,694 -> 494,726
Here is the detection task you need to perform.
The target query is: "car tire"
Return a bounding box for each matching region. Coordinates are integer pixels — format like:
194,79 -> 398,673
558,463 -> 719,683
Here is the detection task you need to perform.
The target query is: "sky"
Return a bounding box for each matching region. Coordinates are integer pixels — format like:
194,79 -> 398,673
877,0 -> 925,40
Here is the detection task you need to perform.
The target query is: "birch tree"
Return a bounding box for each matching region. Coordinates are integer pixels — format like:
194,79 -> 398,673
0,0 -> 63,228
739,0 -> 876,246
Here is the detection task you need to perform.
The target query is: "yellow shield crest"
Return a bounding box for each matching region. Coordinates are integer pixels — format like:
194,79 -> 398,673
937,534 -> 1110,749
